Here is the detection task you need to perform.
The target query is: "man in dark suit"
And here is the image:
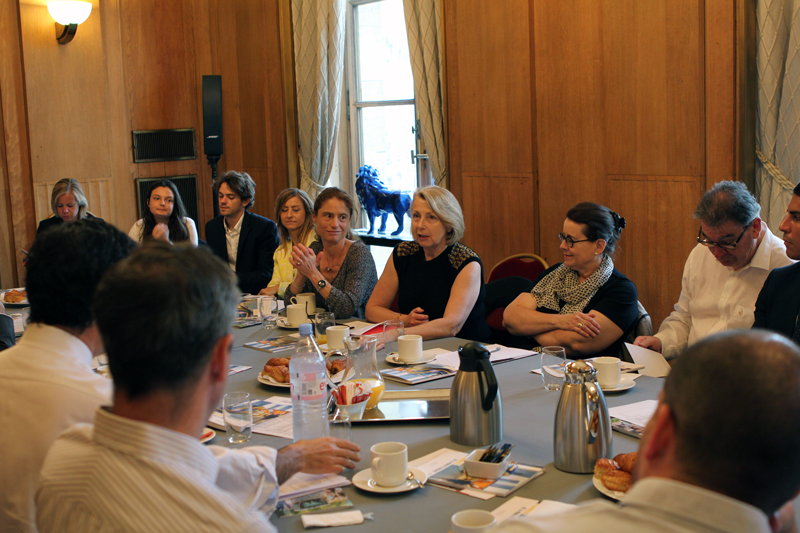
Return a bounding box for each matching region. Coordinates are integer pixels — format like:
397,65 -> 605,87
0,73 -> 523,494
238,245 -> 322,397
205,171 -> 279,295
753,182 -> 800,342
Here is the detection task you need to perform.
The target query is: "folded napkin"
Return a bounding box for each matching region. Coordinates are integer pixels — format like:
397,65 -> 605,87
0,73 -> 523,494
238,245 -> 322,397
301,510 -> 373,528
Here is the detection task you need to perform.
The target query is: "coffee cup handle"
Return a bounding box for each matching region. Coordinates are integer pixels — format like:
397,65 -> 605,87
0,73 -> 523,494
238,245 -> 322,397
290,297 -> 298,305
371,457 -> 383,478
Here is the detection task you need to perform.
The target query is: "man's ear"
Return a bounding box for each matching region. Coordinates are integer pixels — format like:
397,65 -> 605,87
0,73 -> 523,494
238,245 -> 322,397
641,403 -> 677,462
208,334 -> 232,386
751,217 -> 763,234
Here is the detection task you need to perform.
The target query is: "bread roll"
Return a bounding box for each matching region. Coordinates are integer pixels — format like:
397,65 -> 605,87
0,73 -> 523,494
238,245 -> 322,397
601,470 -> 632,492
613,452 -> 637,473
593,458 -> 619,479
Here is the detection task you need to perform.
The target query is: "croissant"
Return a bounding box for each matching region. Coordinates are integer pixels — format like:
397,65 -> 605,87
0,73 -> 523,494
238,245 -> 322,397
593,458 -> 619,479
261,365 -> 290,383
327,358 -> 347,374
601,470 -> 632,492
267,357 -> 290,367
613,452 -> 637,474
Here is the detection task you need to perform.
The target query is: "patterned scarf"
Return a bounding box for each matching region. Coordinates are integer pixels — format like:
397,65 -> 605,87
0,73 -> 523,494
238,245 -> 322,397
532,255 -> 614,314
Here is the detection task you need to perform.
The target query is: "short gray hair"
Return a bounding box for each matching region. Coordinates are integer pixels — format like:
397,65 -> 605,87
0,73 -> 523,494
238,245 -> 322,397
693,181 -> 760,227
413,186 -> 465,245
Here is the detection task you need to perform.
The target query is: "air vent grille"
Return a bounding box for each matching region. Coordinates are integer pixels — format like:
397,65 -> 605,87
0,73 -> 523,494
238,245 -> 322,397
132,129 -> 196,163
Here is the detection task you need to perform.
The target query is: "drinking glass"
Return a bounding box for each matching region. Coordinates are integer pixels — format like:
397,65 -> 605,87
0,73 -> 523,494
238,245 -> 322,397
259,296 -> 278,332
382,319 -> 404,356
541,346 -> 567,391
314,312 -> 336,345
329,410 -> 352,444
223,392 -> 252,444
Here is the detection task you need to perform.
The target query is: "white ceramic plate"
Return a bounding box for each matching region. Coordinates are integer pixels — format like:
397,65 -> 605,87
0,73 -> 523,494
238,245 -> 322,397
1,288 -> 28,307
200,428 -> 216,444
385,353 -> 437,366
277,317 -> 315,330
592,475 -> 626,501
352,467 -> 427,493
600,377 -> 636,393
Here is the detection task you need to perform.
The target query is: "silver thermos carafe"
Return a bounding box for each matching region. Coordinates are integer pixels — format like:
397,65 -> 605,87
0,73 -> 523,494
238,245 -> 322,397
553,360 -> 612,473
450,342 -> 503,446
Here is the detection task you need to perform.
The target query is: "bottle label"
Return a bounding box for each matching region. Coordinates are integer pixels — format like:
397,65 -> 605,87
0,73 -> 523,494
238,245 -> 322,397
291,373 -> 326,401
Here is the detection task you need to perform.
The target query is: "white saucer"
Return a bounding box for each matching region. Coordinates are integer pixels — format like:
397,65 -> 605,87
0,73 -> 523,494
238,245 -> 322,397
352,467 -> 427,493
593,475 -> 626,500
257,374 -> 291,388
600,377 -> 636,393
385,353 -> 436,366
200,428 -> 216,444
277,318 -> 307,329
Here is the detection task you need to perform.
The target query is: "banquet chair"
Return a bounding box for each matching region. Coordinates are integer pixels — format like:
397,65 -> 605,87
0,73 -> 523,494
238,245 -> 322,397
620,301 -> 653,363
487,253 -> 549,284
484,254 -> 549,347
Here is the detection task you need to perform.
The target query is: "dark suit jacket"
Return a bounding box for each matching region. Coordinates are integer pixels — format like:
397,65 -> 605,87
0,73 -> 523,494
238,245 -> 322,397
0,314 -> 15,351
205,210 -> 279,295
753,261 -> 800,341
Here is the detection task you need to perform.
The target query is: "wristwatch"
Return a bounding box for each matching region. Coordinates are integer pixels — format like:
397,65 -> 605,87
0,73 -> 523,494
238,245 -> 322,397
317,279 -> 327,289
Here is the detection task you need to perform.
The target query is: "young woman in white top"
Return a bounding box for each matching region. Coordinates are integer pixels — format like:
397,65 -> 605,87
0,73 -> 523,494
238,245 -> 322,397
259,188 -> 316,298
128,180 -> 198,245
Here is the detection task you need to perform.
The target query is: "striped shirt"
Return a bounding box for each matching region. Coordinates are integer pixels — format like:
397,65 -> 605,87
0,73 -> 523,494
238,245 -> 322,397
36,407 -> 279,532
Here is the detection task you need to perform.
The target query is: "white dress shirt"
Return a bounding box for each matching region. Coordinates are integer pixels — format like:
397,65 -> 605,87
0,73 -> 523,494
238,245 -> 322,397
495,478 -> 770,533
655,226 -> 792,359
36,407 -> 279,533
0,324 -> 111,533
128,217 -> 199,246
225,212 -> 245,272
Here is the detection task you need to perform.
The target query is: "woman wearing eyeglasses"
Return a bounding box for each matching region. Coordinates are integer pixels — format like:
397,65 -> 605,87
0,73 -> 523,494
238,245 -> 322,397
503,202 -> 638,357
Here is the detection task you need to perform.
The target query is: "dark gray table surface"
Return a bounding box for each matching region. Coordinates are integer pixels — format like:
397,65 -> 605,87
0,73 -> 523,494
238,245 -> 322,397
218,323 -> 660,532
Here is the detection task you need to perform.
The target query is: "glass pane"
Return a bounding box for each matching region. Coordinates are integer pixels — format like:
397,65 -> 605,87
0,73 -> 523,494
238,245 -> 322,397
354,0 -> 414,102
358,104 -> 417,194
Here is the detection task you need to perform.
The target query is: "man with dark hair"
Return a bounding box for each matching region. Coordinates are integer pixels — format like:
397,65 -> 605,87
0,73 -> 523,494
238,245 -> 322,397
36,243 -> 359,532
205,170 -> 280,294
0,219 -> 135,532
754,182 -> 800,342
497,329 -> 800,532
635,180 -> 791,359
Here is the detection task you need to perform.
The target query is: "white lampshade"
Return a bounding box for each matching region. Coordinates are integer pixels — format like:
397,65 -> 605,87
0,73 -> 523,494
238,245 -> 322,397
47,1 -> 92,25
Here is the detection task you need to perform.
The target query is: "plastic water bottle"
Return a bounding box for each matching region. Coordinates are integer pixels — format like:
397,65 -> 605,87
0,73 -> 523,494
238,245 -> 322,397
290,323 -> 330,442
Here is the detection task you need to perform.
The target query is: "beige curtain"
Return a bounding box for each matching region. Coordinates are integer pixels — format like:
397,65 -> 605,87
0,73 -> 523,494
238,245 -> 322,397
403,0 -> 447,187
292,0 -> 346,194
756,0 -> 800,229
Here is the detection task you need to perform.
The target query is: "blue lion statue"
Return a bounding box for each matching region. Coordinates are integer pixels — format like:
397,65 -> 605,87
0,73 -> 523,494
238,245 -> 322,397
355,165 -> 411,235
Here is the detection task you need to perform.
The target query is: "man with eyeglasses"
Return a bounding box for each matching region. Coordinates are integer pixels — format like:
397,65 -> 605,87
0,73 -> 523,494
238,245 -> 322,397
634,181 -> 792,360
753,182 -> 800,342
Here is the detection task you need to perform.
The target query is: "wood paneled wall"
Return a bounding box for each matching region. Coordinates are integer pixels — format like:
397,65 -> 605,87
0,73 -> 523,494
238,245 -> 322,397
445,0 -> 741,327
0,0 -> 295,286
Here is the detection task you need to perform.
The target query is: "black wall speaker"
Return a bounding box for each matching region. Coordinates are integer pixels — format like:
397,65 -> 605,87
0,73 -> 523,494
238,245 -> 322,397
202,75 -> 223,156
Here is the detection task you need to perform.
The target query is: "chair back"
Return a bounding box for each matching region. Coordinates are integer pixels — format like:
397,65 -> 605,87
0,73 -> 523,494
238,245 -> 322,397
620,301 -> 653,362
488,254 -> 549,284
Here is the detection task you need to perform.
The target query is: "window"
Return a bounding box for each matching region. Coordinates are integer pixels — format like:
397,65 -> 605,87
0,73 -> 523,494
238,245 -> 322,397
346,0 -> 424,237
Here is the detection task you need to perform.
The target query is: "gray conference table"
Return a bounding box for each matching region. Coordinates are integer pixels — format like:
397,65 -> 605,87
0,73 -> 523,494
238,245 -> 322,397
219,322 -> 655,533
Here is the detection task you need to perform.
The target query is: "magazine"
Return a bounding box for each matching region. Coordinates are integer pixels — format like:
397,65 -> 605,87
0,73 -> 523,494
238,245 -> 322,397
233,317 -> 261,329
208,397 -> 294,439
428,462 -> 544,498
245,337 -> 298,353
381,364 -> 457,385
274,488 -> 353,517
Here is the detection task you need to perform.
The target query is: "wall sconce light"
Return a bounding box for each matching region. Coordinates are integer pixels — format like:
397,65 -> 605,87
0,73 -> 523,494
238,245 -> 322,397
47,1 -> 92,45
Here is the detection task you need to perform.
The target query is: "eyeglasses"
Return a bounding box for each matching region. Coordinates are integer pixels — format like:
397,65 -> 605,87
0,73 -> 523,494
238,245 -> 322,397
558,233 -> 592,248
697,225 -> 750,250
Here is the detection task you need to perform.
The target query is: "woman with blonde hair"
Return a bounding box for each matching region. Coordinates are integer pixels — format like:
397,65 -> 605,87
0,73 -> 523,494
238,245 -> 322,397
36,179 -> 101,235
259,188 -> 317,298
284,187 -> 377,319
366,185 -> 491,342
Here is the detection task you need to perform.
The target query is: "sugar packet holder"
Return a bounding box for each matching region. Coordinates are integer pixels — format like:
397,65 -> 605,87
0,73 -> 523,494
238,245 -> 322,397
301,510 -> 374,528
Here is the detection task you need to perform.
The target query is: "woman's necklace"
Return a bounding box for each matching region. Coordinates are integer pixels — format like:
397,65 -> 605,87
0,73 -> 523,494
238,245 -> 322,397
324,243 -> 347,273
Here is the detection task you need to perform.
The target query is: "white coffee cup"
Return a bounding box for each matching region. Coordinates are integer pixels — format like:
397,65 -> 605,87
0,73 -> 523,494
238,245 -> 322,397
286,304 -> 309,327
451,509 -> 497,533
397,334 -> 423,363
290,292 -> 316,315
593,356 -> 622,389
326,325 -> 350,350
370,442 -> 407,487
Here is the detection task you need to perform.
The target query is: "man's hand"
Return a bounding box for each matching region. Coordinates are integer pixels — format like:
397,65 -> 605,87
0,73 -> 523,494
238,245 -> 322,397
634,336 -> 662,353
276,437 -> 361,484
